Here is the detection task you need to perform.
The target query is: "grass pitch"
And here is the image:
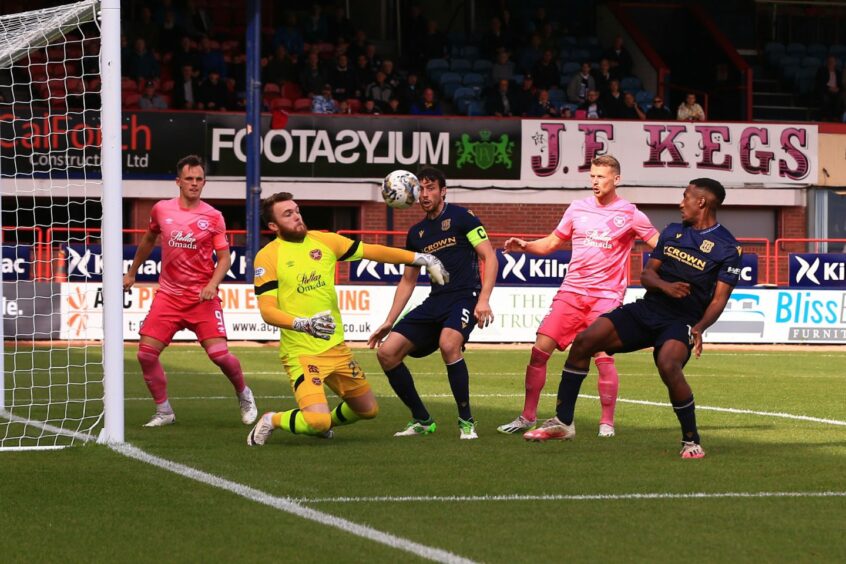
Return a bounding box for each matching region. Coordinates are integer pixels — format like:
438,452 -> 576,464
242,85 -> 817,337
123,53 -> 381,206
2,344 -> 845,562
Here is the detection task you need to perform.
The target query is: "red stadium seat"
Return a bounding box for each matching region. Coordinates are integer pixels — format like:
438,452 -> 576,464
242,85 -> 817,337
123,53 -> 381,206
293,97 -> 312,112
346,98 -> 361,113
281,81 -> 302,101
270,97 -> 292,111
123,92 -> 141,109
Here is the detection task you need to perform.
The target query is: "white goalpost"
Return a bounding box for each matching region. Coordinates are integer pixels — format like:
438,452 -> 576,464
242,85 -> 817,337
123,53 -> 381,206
0,0 -> 123,450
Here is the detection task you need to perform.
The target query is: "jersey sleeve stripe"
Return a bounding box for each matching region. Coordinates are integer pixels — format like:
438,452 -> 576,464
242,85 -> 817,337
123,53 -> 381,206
255,280 -> 278,295
338,239 -> 361,261
293,374 -> 305,391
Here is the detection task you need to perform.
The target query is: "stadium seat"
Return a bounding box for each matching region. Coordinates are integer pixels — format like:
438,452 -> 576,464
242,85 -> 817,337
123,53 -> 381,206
460,45 -> 479,61
439,71 -> 462,86
270,97 -> 292,111
560,61 -> 580,76
571,48 -> 590,62
466,100 -> 485,116
452,86 -> 477,102
548,88 -> 565,107
807,43 -> 827,59
801,56 -> 822,68
795,66 -> 817,94
621,76 -> 642,92
462,72 -> 485,88
635,90 -> 654,105
426,58 -> 450,82
280,82 -> 302,101
786,42 -> 806,57
450,58 -> 472,73
472,59 -> 493,74
443,81 -> 462,99
292,97 -> 312,112
123,92 -> 141,109
830,44 -> 846,59
347,98 -> 361,113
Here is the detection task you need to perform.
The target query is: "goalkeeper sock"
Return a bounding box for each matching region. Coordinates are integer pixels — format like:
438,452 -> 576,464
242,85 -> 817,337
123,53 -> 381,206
137,344 -> 168,405
672,395 -> 701,444
595,356 -> 618,427
271,409 -> 331,435
385,363 -> 430,422
446,358 -> 472,420
555,363 -> 589,425
522,346 -> 550,421
206,342 -> 246,394
331,402 -> 361,426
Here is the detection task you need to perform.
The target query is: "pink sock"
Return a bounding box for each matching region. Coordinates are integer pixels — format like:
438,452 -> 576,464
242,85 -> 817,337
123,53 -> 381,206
207,342 -> 246,394
595,356 -> 618,427
137,344 -> 168,404
521,346 -> 551,421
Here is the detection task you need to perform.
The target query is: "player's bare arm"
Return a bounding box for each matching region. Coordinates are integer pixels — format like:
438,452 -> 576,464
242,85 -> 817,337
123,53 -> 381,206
200,247 -> 230,300
690,280 -> 734,358
503,232 -> 566,255
645,232 -> 660,249
123,228 -> 159,290
368,265 -> 419,347
641,258 -> 691,298
474,239 -> 497,328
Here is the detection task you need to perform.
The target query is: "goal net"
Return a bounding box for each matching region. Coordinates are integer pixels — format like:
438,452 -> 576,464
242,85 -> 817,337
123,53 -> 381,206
0,0 -> 121,450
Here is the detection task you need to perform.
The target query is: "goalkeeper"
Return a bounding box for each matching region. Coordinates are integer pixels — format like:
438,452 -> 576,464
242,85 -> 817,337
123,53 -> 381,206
247,191 -> 448,446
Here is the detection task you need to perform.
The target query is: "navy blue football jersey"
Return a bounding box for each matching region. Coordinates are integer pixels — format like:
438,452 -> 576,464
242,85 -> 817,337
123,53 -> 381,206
646,222 -> 741,324
405,203 -> 488,296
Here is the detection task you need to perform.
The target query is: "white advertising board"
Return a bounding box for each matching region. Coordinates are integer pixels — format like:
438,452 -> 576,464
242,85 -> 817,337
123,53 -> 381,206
60,284 -> 846,344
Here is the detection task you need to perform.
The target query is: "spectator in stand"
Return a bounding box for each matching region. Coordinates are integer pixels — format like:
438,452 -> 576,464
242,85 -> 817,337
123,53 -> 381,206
361,98 -> 381,115
198,35 -> 226,79
579,89 -> 605,119
300,51 -> 329,97
619,92 -> 646,120
561,106 -> 574,119
486,78 -> 517,117
263,45 -> 298,86
421,19 -> 448,65
273,13 -> 304,56
198,70 -> 230,111
404,5 -> 428,64
353,53 -> 374,99
303,5 -> 329,44
603,35 -> 633,77
531,48 -> 560,91
171,36 -> 201,78
129,6 -> 160,51
181,0 -> 213,40
602,79 -> 625,118
311,84 -> 338,114
816,55 -> 843,121
139,80 -> 168,110
513,73 -> 536,116
481,16 -> 513,59
527,88 -> 561,118
567,62 -> 595,104
491,49 -> 516,84
384,97 -> 403,115
172,64 -> 201,110
126,37 -> 160,82
530,7 -> 550,35
537,21 -> 558,52
518,33 -> 544,75
330,53 -> 356,101
158,8 -> 180,56
364,43 -> 383,75
646,95 -> 672,120
677,92 -> 705,121
348,29 -> 369,62
381,59 -> 401,90
397,72 -> 423,112
328,5 -> 355,43
592,58 -> 618,98
337,99 -> 353,114
410,87 -> 443,115
365,70 -> 393,110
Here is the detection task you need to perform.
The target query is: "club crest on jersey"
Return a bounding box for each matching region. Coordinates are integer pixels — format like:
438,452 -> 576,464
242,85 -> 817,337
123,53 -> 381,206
308,364 -> 320,374
310,249 -> 322,261
613,215 -> 625,227
197,218 -> 210,230
700,240 -> 714,253
164,218 -> 174,224
311,377 -> 322,386
441,219 -> 451,231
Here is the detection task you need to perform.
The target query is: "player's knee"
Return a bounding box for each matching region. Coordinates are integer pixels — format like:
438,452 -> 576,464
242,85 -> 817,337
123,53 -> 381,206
137,344 -> 160,369
205,342 -> 232,366
302,411 -> 332,434
594,356 -> 614,368
355,402 -> 379,420
529,346 -> 551,368
376,346 -> 398,370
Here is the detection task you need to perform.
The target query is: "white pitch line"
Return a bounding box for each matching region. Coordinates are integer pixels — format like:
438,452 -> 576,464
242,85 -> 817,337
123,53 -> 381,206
110,443 -> 476,564
294,491 -> 846,504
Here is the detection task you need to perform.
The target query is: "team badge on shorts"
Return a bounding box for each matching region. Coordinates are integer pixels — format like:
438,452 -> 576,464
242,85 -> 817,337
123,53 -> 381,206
309,249 -> 322,261
197,218 -> 209,230
441,219 -> 451,231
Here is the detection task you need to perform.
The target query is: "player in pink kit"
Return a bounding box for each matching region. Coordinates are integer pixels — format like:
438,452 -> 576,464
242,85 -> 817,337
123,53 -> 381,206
123,155 -> 258,428
497,155 -> 658,437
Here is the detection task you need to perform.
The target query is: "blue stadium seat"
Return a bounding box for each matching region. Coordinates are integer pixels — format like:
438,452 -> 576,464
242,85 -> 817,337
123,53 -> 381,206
778,55 -> 800,70
795,66 -> 817,94
807,43 -> 827,59
461,45 -> 480,61
786,42 -> 806,57
830,44 -> 846,59
451,58 -> 472,72
559,47 -> 573,62
466,100 -> 486,116
801,56 -> 822,68
447,31 -> 467,47
472,59 -> 493,73
571,48 -> 590,62
443,81 -> 462,99
548,88 -> 565,107
560,61 -> 580,76
620,76 -> 642,92
635,90 -> 654,105
426,58 -> 450,82
462,72 -> 485,88
452,86 -> 477,102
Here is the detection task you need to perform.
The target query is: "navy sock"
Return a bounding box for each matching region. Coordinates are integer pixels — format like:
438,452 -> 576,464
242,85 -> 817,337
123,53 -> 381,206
385,363 -> 430,422
555,364 -> 589,425
446,358 -> 472,420
672,395 -> 700,444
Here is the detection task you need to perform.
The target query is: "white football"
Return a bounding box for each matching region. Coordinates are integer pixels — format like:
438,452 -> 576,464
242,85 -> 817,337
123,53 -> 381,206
381,169 -> 420,209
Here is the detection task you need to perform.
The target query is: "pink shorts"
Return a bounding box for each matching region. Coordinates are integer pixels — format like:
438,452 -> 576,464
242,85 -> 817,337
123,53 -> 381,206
537,292 -> 621,351
139,291 -> 227,345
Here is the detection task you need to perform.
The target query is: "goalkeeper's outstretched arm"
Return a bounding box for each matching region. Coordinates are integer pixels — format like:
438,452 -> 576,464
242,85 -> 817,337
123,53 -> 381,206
257,296 -> 336,340
360,243 -> 449,285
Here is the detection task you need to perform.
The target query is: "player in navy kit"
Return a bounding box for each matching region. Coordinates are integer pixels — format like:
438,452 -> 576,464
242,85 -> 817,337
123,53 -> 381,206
368,167 -> 498,440
524,178 -> 741,458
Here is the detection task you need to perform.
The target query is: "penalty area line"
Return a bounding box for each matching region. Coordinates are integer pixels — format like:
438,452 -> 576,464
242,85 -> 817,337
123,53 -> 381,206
295,491 -> 846,504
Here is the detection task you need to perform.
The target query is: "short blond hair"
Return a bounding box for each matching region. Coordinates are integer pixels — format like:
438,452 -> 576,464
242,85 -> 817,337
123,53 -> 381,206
591,155 -> 621,175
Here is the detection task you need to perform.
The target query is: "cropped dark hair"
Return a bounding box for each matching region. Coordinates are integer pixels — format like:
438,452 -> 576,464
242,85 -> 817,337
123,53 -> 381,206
261,192 -> 295,226
417,167 -> 446,188
690,177 -> 726,206
176,154 -> 206,176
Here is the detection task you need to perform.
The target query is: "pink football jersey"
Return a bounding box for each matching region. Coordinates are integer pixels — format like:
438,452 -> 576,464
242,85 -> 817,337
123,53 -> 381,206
149,198 -> 229,302
554,196 -> 657,300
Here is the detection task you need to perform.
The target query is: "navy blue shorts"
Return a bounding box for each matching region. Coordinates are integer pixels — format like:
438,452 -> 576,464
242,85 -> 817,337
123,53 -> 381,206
601,299 -> 693,363
392,291 -> 479,358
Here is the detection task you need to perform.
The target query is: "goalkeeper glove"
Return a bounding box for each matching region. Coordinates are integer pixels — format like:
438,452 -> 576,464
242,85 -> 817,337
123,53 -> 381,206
412,253 -> 450,285
292,310 -> 336,340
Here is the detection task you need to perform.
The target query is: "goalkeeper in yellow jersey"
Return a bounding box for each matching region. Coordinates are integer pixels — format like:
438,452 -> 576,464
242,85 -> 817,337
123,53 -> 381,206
247,191 -> 449,446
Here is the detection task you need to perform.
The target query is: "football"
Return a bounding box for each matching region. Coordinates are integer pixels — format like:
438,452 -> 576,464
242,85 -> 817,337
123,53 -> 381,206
381,169 -> 420,209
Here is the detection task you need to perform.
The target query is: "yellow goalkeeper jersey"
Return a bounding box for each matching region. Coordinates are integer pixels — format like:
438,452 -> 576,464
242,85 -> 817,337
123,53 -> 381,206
254,231 -> 364,358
